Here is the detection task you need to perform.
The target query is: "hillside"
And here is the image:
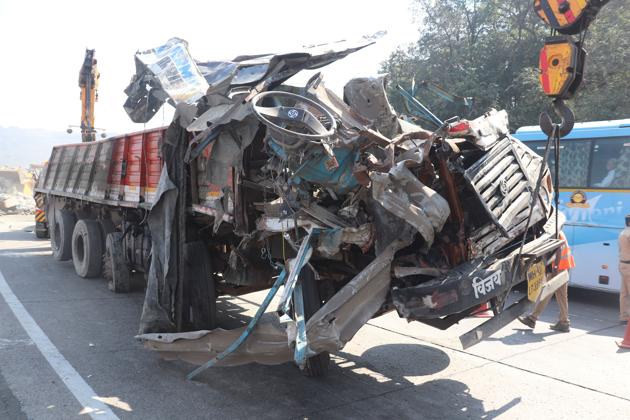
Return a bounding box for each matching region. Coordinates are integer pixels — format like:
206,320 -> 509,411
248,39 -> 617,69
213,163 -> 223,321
0,127 -> 82,168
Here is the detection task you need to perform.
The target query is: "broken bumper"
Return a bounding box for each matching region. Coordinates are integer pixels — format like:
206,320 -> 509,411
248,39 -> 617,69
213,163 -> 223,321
459,269 -> 569,349
391,257 -> 513,320
392,234 -> 565,321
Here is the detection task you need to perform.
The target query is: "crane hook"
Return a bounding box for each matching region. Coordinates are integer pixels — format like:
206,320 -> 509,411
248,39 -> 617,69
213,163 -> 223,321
539,98 -> 575,138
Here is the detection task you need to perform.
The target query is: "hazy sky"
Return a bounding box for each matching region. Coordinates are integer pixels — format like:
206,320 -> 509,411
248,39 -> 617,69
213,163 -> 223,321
0,0 -> 419,134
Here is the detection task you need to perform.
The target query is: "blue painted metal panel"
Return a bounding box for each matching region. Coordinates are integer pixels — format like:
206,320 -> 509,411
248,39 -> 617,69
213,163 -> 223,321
292,282 -> 310,368
293,147 -> 359,195
267,139 -> 359,195
514,119 -> 630,141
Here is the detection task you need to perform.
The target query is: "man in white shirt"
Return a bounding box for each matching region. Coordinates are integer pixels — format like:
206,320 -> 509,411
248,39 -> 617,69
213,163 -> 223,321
594,158 -> 617,187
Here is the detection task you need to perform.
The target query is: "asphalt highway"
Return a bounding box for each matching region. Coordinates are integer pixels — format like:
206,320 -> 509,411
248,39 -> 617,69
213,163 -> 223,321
1,214 -> 628,419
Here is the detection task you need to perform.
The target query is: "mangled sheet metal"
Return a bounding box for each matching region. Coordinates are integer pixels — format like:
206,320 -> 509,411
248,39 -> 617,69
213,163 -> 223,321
128,36 -> 567,374
124,33 -> 384,125
138,237 -> 409,368
371,162 -> 450,248
139,314 -> 293,367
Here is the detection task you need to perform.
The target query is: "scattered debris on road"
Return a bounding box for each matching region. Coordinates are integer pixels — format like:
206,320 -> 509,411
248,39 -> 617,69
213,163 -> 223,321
0,193 -> 35,216
0,166 -> 36,215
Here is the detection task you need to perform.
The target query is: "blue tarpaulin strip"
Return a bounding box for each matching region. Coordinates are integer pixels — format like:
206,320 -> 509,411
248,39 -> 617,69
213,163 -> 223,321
292,282 -> 309,368
396,84 -> 443,127
278,231 -> 315,315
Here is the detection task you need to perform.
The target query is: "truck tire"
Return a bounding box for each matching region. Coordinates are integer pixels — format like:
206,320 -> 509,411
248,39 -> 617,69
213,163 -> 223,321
103,232 -> 131,293
299,268 -> 330,378
51,210 -> 75,261
35,226 -> 49,239
99,218 -> 115,250
71,219 -> 103,278
184,242 -> 217,330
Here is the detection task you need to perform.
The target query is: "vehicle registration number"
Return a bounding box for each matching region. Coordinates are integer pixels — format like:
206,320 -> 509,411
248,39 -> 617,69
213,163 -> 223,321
527,261 -> 546,302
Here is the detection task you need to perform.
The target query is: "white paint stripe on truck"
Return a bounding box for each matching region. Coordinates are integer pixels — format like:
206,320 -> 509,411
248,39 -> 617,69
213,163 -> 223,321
0,269 -> 119,419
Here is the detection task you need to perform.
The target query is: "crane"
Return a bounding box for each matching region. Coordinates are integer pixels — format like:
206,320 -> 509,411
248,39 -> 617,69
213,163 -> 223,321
67,49 -> 104,142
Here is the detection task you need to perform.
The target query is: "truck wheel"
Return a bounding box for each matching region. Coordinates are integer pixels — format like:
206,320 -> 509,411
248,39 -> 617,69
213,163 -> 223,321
71,219 -> 103,278
51,210 -> 75,261
103,232 -> 131,293
35,226 -> 49,239
184,242 -> 217,330
299,267 -> 330,378
99,218 -> 115,250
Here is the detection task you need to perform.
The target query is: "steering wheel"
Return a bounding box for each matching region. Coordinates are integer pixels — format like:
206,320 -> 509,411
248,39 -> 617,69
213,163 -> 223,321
251,91 -> 336,147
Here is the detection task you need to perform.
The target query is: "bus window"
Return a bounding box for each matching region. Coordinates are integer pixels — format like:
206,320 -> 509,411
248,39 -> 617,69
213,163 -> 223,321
525,140 -> 591,188
589,138 -> 630,189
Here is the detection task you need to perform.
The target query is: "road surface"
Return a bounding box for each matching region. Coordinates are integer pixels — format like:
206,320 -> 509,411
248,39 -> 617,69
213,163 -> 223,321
1,214 -> 629,419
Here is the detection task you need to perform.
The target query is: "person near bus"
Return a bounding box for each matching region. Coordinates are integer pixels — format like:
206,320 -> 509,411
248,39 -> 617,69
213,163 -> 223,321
618,215 -> 630,324
594,158 -> 617,187
518,232 -> 575,332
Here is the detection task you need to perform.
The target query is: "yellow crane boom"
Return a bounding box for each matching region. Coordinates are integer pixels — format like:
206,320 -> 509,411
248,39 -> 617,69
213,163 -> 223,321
78,49 -> 99,142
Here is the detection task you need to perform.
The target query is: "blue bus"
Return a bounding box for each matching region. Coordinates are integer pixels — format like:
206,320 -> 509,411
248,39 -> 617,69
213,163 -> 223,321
514,119 -> 630,293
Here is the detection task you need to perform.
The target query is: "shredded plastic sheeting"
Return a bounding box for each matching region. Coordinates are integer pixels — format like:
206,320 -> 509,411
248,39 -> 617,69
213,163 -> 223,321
136,38 -> 209,105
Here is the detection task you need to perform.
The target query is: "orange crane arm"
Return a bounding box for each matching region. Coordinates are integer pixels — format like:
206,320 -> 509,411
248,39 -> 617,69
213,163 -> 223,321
79,49 -> 99,142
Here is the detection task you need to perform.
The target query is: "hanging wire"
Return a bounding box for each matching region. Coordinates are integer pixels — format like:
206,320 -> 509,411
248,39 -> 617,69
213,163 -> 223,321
554,126 -> 560,239
507,124 -> 559,291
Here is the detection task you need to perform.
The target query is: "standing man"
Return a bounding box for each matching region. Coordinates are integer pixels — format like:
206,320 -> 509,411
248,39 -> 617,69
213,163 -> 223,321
519,284 -> 570,332
618,215 -> 630,324
519,232 -> 574,332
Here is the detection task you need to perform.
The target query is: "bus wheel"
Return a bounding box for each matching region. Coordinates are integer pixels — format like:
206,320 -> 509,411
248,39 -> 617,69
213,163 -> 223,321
51,210 -> 75,261
103,232 -> 131,293
71,219 -> 103,278
299,267 -> 330,378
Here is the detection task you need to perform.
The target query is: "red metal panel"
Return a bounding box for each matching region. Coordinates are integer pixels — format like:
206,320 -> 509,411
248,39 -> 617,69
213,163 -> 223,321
122,133 -> 144,203
145,130 -> 163,189
107,138 -> 125,200
142,129 -> 164,203
196,141 -> 231,207
108,138 -> 125,184
124,133 -> 144,188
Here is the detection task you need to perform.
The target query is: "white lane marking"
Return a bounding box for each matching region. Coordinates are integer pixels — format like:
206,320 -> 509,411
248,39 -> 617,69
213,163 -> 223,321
0,269 -> 119,419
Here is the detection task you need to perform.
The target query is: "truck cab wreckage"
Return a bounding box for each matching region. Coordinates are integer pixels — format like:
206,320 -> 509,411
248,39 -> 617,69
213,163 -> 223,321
34,36 -> 570,378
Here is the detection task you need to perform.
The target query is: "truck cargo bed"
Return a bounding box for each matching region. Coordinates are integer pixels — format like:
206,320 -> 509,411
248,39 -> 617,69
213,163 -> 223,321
35,128 -> 166,209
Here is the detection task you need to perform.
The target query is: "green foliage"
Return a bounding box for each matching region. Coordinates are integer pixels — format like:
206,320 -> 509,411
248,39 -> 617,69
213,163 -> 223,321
571,1 -> 630,122
383,0 -> 630,129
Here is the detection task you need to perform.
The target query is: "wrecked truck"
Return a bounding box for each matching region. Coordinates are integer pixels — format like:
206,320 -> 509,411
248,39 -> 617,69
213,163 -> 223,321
34,36 -> 570,377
